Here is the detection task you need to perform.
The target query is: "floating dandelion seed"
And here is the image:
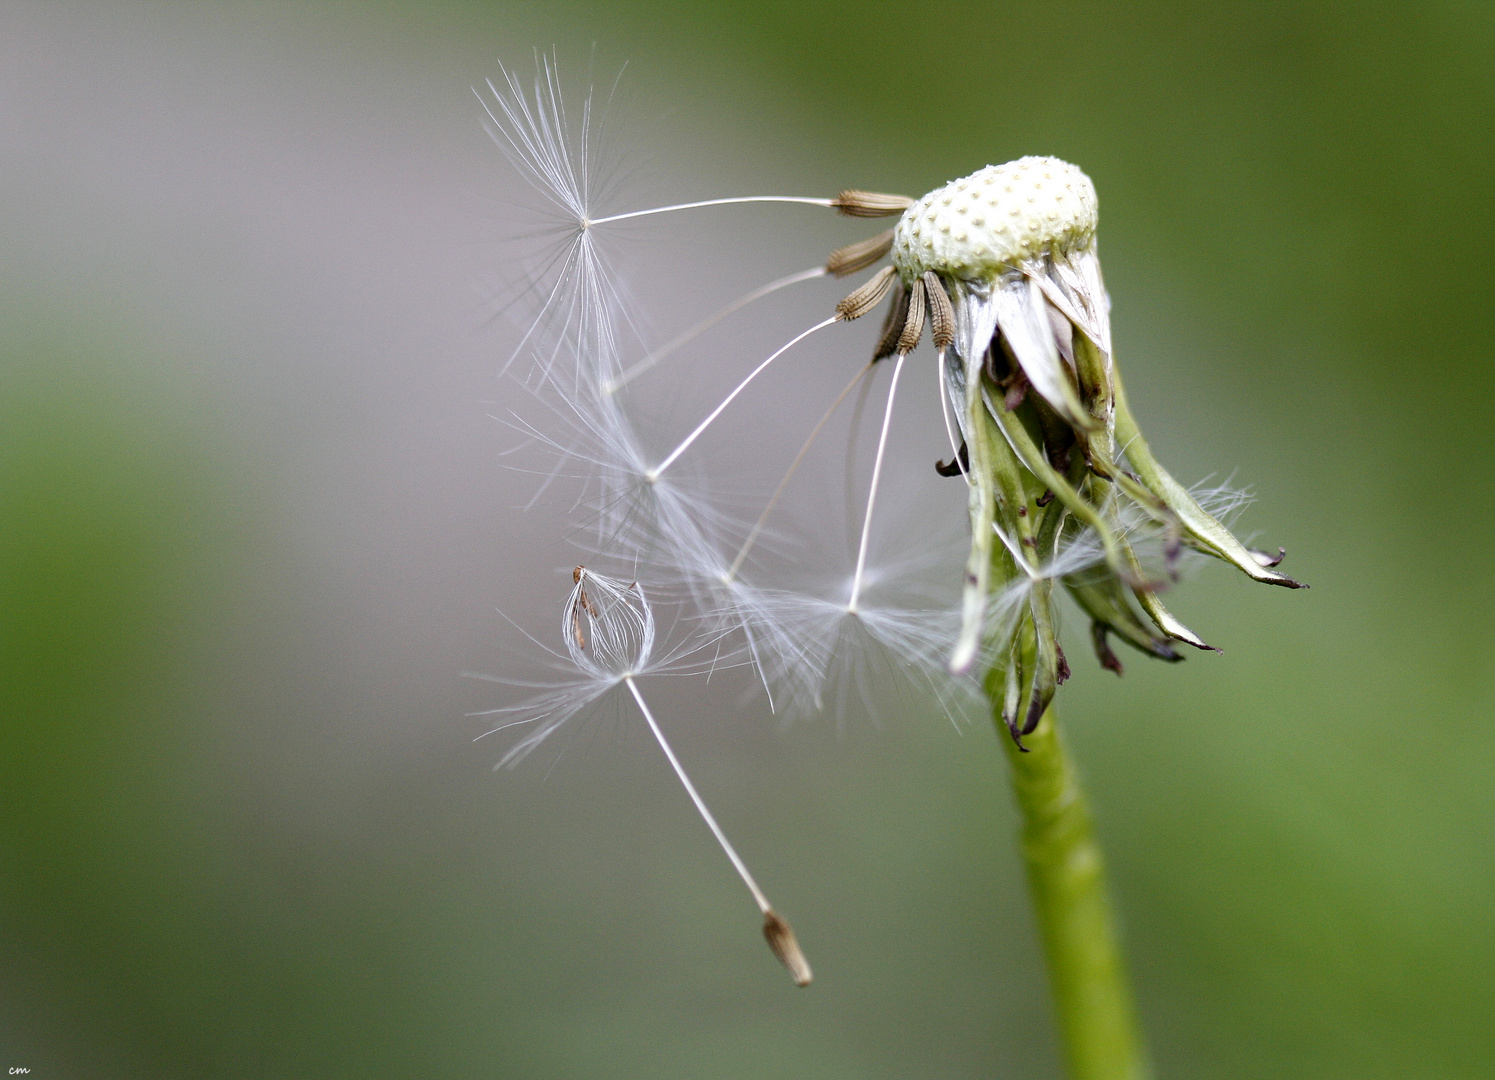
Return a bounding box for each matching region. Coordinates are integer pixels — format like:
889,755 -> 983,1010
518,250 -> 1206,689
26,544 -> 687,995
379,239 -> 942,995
472,567 -> 811,986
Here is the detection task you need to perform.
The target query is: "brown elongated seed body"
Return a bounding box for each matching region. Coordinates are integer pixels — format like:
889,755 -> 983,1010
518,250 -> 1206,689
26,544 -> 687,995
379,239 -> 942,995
923,272 -> 955,348
762,909 -> 813,987
832,189 -> 916,218
896,278 -> 927,355
835,265 -> 897,321
824,229 -> 895,277
873,282 -> 910,360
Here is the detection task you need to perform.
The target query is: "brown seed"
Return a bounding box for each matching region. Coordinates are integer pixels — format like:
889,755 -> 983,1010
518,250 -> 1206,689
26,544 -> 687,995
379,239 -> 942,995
872,281 -> 910,360
831,189 -> 916,218
824,229 -> 895,277
762,909 -> 813,987
896,277 -> 926,355
835,265 -> 897,321
924,272 -> 955,349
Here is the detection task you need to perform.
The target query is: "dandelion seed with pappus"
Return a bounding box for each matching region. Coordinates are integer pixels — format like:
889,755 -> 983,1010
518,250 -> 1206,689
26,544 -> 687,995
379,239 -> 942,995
484,59 -> 1303,1080
469,567 -> 811,986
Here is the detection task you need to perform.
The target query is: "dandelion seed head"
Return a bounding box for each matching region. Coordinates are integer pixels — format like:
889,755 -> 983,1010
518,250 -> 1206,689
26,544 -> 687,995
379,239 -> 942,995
486,53 -> 1300,759
892,158 -> 1098,281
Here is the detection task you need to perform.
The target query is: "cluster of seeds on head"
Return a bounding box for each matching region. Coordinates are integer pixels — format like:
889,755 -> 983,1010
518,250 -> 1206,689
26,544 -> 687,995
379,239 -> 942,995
821,193 -> 957,369
892,157 -> 1098,278
817,157 -> 1100,372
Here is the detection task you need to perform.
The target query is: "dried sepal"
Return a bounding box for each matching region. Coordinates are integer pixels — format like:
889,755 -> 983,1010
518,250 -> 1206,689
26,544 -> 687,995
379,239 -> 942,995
1054,333 -> 1123,481
924,272 -> 955,349
1091,623 -> 1126,675
835,265 -> 897,321
832,189 -> 916,218
824,229 -> 894,277
935,440 -> 968,477
1011,620 -> 1041,745
1001,640 -> 1026,748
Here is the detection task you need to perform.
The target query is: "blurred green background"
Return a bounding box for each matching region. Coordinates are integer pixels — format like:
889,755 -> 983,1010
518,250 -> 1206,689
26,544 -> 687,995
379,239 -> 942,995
3,3 -> 1493,1077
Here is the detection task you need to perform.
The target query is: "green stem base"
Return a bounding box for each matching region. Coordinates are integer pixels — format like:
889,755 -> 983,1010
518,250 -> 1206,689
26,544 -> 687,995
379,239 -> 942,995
1000,707 -> 1151,1080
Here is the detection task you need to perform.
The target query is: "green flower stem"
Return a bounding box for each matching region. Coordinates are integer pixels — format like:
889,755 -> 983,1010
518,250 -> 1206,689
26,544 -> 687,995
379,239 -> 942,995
994,697 -> 1151,1080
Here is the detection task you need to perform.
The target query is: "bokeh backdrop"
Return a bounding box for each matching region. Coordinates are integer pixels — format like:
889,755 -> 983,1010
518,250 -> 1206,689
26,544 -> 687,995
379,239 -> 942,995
3,3 -> 1493,1077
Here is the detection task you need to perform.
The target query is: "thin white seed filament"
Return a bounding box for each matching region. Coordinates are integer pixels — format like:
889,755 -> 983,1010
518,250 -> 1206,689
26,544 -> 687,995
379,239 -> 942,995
624,676 -> 771,915
648,317 -> 838,482
607,266 -> 828,394
935,349 -> 968,482
993,523 -> 1039,579
847,351 -> 907,613
479,72 -> 585,222
499,231 -> 587,376
589,196 -> 836,227
726,362 -> 875,583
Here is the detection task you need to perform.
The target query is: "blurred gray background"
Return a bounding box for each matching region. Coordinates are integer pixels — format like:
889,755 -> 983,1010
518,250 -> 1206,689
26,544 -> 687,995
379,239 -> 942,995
3,3 -> 1493,1077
